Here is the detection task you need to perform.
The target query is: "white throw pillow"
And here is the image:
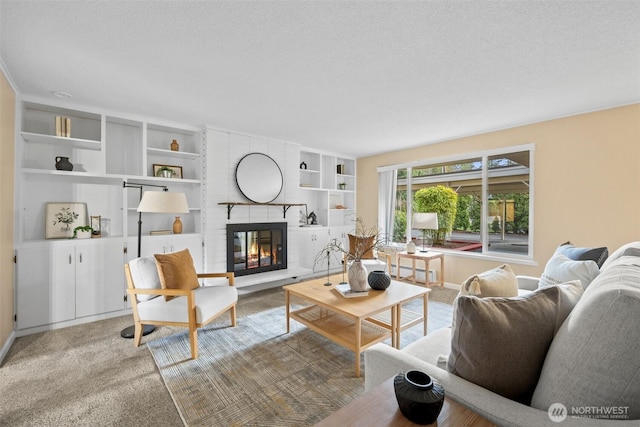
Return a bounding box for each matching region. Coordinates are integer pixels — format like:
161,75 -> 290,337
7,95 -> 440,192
539,253 -> 599,289
128,257 -> 161,301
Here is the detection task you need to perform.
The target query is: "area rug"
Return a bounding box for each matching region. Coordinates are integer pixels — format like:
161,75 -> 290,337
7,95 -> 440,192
147,286 -> 456,426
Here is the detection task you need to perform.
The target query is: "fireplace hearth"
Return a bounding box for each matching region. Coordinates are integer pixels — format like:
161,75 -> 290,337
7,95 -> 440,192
227,222 -> 287,276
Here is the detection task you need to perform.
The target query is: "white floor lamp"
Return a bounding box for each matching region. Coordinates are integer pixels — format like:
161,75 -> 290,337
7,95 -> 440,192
120,181 -> 189,339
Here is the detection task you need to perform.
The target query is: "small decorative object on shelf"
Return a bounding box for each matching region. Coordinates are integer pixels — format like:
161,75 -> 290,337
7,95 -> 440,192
55,156 -> 73,171
150,230 -> 172,235
406,240 -> 416,254
90,215 -> 101,237
394,370 -> 445,425
300,161 -> 307,169
170,139 -> 179,151
307,211 -> 317,225
153,164 -> 182,178
173,216 -> 183,234
368,270 -> 391,290
55,116 -> 71,137
337,163 -> 345,174
338,182 -> 346,190
73,225 -> 93,239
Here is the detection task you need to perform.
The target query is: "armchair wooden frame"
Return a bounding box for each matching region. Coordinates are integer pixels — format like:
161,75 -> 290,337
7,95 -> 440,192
124,265 -> 237,359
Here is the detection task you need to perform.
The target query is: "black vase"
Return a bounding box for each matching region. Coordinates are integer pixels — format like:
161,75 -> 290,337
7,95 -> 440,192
55,156 -> 73,171
368,270 -> 391,290
394,370 -> 445,425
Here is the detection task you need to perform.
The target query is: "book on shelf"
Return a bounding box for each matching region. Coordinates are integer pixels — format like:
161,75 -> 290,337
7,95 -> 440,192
55,116 -> 71,137
335,283 -> 369,298
149,229 -> 172,235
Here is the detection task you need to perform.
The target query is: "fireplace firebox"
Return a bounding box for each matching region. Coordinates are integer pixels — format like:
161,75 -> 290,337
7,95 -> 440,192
227,222 -> 287,276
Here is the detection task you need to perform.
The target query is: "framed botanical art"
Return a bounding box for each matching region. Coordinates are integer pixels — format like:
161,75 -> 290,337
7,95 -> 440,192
46,202 -> 88,239
153,164 -> 183,179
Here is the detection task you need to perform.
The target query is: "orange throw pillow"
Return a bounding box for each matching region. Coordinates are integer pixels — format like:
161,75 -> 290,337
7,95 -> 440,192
154,249 -> 200,301
348,234 -> 375,259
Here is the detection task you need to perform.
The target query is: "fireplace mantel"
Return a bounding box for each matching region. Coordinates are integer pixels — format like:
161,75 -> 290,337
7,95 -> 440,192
218,202 -> 306,219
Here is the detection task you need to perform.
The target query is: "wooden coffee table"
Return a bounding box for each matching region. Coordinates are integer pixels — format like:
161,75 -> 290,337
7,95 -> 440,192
284,276 -> 430,377
314,377 -> 496,426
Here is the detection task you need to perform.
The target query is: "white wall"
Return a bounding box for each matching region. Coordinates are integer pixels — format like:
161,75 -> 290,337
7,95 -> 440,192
204,127 -> 303,273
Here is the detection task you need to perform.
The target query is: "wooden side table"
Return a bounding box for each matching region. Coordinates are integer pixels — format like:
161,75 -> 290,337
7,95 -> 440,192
396,251 -> 444,288
314,377 -> 495,426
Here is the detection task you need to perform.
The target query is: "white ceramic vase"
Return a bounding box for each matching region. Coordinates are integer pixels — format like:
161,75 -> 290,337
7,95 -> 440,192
348,260 -> 368,292
75,230 -> 91,239
406,241 -> 416,254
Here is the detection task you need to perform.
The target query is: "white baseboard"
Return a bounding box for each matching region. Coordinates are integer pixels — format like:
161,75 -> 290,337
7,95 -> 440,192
0,330 -> 16,365
15,309 -> 131,337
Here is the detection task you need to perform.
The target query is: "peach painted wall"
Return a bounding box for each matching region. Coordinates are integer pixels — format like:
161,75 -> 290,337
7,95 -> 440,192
356,104 -> 640,286
0,67 -> 15,347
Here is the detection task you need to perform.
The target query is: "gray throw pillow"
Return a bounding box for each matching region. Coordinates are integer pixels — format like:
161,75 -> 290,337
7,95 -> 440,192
447,281 -> 583,404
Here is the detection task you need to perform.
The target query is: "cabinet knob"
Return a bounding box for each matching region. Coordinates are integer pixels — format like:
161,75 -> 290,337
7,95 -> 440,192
68,254 -> 72,264
79,253 -> 83,263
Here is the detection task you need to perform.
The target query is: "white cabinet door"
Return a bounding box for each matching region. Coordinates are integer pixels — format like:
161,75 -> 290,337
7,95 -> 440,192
329,226 -> 351,270
75,239 -> 125,318
299,227 -> 334,273
16,243 -> 75,329
133,235 -> 203,272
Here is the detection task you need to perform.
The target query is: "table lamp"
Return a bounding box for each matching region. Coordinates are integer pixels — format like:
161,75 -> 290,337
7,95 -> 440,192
412,213 -> 438,252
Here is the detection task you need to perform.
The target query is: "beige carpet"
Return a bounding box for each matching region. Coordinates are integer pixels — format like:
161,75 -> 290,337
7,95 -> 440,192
148,284 -> 457,426
0,281 -> 456,427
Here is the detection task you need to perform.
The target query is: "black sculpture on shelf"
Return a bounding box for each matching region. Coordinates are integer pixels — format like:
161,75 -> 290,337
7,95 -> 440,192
307,211 -> 317,225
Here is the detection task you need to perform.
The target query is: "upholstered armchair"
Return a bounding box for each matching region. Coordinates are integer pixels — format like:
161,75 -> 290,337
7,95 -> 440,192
124,249 -> 237,359
343,233 -> 392,275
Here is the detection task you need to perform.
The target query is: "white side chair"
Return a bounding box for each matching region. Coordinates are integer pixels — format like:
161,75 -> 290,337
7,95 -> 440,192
124,256 -> 237,359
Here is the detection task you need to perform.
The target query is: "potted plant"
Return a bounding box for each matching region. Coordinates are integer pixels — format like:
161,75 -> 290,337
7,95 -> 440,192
73,225 -> 93,239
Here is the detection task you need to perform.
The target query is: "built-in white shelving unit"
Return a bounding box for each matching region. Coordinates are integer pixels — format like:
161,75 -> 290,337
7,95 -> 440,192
299,148 -> 356,228
14,99 -> 204,333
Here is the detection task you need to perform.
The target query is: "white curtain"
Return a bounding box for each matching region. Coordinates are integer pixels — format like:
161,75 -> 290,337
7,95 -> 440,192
377,170 -> 397,241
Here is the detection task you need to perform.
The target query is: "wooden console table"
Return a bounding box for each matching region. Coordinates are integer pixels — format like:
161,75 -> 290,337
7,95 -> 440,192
396,251 -> 444,288
315,377 -> 495,426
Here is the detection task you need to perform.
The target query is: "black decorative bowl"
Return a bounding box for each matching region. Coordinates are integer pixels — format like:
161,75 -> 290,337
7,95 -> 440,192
368,270 -> 391,290
394,370 -> 445,425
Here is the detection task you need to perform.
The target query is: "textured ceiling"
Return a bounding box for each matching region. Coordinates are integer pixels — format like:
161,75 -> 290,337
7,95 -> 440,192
1,1 -> 639,157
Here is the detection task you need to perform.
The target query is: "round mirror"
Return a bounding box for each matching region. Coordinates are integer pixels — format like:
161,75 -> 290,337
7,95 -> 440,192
235,153 -> 283,203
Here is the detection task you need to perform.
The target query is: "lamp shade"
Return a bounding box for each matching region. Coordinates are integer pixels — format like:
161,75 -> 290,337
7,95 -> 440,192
137,191 -> 189,213
412,212 -> 438,230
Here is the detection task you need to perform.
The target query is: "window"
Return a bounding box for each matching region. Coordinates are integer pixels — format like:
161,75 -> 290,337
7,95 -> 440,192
382,145 -> 532,258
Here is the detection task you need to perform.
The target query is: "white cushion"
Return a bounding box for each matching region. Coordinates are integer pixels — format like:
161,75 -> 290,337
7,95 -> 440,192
129,257 -> 162,301
460,264 -> 518,297
539,253 -> 600,289
137,285 -> 238,324
360,259 -> 388,275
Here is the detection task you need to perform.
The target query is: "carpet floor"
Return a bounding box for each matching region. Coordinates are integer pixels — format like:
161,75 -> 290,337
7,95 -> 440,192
0,281 -> 456,427
148,284 -> 457,426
